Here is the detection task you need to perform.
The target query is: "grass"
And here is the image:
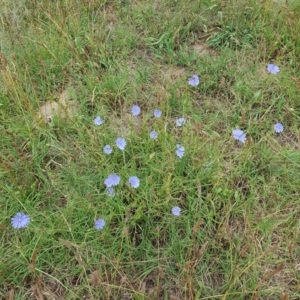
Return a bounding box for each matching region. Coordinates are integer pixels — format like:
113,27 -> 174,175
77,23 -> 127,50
1,0 -> 300,299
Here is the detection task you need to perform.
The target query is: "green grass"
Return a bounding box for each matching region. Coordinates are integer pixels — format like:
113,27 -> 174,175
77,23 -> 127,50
1,0 -> 300,299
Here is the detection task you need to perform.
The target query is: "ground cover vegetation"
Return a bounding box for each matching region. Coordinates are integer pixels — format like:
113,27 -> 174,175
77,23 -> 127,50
1,0 -> 300,299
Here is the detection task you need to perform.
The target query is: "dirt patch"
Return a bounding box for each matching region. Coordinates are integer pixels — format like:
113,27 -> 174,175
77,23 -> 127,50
109,110 -> 143,137
161,65 -> 186,83
191,41 -> 211,56
36,86 -> 79,124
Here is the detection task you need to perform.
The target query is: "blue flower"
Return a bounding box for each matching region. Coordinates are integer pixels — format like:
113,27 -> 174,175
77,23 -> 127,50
176,117 -> 186,127
11,212 -> 30,229
106,187 -> 115,197
274,122 -> 284,133
150,130 -> 158,140
188,74 -> 200,86
267,64 -> 280,75
176,144 -> 185,158
232,129 -> 246,143
103,145 -> 113,155
131,105 -> 141,116
104,174 -> 121,188
94,116 -> 104,126
153,109 -> 162,118
128,176 -> 140,188
95,218 -> 105,230
171,206 -> 181,216
115,138 -> 126,150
